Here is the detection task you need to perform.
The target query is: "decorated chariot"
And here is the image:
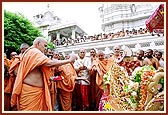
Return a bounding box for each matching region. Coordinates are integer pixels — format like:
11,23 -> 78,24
99,62 -> 164,111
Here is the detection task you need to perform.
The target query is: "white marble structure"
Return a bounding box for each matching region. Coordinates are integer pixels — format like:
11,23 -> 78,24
33,4 -> 87,41
32,3 -> 165,57
98,3 -> 157,33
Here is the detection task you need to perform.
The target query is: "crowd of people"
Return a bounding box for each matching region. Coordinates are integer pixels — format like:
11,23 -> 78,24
4,37 -> 164,111
51,27 -> 163,46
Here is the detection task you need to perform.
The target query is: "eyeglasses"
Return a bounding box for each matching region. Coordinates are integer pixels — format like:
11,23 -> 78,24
114,49 -> 119,50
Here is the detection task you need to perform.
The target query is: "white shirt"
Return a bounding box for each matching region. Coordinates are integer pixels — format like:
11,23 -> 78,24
73,57 -> 91,85
159,59 -> 164,68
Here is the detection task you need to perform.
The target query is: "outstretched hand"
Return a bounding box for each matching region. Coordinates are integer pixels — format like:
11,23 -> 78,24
69,54 -> 77,63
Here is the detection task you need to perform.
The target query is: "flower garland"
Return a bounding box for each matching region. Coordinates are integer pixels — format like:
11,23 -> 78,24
99,65 -> 157,111
130,66 -> 156,111
99,62 -> 132,111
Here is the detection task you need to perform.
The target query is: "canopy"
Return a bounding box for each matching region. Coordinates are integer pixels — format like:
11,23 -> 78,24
145,4 -> 164,33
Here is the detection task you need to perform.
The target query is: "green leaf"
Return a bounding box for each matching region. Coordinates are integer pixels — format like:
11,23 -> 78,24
4,10 -> 42,57
133,72 -> 141,83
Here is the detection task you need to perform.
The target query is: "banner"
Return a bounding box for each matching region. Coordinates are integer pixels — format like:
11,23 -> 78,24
146,4 -> 164,33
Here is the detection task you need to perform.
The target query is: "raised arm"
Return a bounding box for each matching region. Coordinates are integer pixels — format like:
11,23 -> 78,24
44,54 -> 76,67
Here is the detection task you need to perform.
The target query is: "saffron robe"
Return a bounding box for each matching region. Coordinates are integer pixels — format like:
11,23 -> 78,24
57,63 -> 77,111
4,58 -> 11,111
5,56 -> 20,94
11,46 -> 52,111
90,58 -> 108,110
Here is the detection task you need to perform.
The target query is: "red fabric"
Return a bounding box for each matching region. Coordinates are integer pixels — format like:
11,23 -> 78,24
74,84 -> 90,110
81,84 -> 89,109
52,76 -> 63,81
89,70 -> 96,108
95,85 -> 103,110
146,4 -> 164,33
118,61 -> 141,76
4,93 -> 11,111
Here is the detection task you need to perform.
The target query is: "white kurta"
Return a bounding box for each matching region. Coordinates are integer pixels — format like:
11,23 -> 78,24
73,57 -> 91,85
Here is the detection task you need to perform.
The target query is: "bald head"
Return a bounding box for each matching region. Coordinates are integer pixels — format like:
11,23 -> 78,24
113,45 -> 121,55
20,43 -> 29,54
136,49 -> 144,60
97,50 -> 104,55
97,50 -> 105,61
78,48 -> 86,59
145,49 -> 153,58
33,37 -> 48,53
137,49 -> 144,54
33,37 -> 47,45
113,45 -> 120,50
20,43 -> 29,49
10,52 -> 18,59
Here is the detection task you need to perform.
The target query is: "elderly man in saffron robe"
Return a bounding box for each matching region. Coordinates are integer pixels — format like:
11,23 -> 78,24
90,50 -> 108,110
50,51 -> 77,111
11,37 -> 76,111
56,62 -> 77,111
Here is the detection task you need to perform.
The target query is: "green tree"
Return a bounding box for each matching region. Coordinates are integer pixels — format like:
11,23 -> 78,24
4,10 -> 42,57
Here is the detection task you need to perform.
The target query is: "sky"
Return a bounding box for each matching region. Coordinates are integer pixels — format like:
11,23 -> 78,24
3,2 -> 161,36
3,2 -> 104,35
